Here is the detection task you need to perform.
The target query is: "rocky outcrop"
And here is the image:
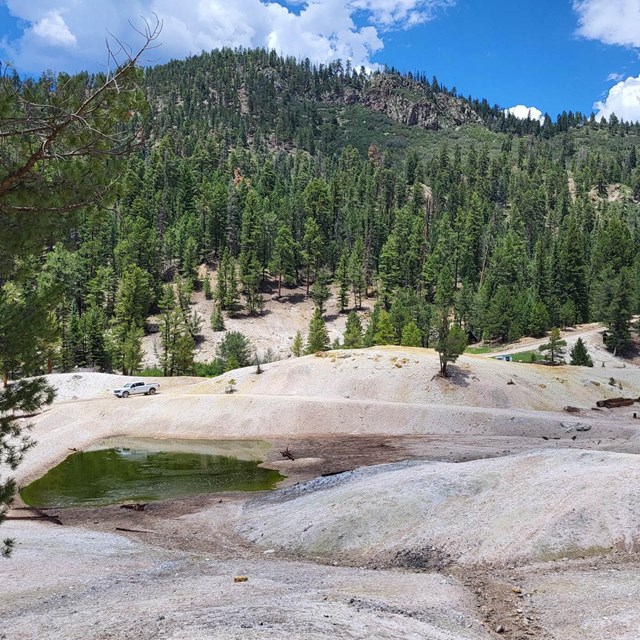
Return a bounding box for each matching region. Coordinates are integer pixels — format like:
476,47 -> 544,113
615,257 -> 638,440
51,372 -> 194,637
359,74 -> 481,130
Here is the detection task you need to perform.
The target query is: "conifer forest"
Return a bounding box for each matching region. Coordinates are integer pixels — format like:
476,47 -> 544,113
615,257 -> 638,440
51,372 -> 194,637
2,48 -> 640,380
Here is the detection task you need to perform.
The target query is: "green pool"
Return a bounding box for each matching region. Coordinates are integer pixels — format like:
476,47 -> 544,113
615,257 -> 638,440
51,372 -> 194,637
20,438 -> 284,508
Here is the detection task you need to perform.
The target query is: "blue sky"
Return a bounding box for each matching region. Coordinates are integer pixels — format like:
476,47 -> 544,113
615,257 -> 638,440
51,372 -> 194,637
372,1 -> 640,118
1,0 -> 640,121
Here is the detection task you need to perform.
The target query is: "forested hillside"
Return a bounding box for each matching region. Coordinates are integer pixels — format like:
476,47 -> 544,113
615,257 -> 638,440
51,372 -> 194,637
3,48 -> 640,379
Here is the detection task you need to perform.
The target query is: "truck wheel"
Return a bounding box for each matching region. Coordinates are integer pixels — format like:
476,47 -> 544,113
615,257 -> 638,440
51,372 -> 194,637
122,391 -> 129,398
148,387 -> 156,395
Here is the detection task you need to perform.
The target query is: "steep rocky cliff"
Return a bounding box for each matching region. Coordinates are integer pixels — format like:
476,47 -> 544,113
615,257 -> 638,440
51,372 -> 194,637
341,74 -> 482,131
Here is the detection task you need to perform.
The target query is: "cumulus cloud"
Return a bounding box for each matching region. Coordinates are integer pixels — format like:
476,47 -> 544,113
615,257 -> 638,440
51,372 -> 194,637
0,0 -> 454,74
504,105 -> 545,123
573,0 -> 640,48
31,11 -> 77,47
572,2 -> 640,123
594,74 -> 640,122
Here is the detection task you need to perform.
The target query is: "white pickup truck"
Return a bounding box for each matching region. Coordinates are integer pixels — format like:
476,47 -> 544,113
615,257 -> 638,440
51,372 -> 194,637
113,381 -> 160,398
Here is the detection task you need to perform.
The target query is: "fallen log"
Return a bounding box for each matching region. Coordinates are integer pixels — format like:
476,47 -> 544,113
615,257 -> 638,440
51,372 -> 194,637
14,507 -> 63,525
596,397 -> 637,409
6,515 -> 62,524
115,527 -> 154,534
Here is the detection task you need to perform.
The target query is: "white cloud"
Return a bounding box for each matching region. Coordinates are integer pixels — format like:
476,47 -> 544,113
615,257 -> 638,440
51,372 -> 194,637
350,0 -> 456,29
594,74 -> 640,122
0,0 -> 454,74
31,11 -> 77,47
573,0 -> 640,48
504,105 -> 545,123
572,3 -> 640,123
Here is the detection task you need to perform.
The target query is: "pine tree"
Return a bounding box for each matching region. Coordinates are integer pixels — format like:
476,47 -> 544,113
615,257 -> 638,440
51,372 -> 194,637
157,284 -> 198,376
291,330 -> 304,357
539,328 -> 567,365
529,301 -> 550,338
337,251 -> 350,313
482,285 -> 518,342
401,321 -> 422,347
603,268 -> 633,355
173,331 -> 196,375
113,266 -> 153,330
114,326 -> 144,376
240,254 -> 264,316
305,309 -> 330,354
632,166 -> 640,199
158,285 -> 178,376
203,276 -> 213,300
176,278 -> 203,341
310,271 -> 331,315
570,337 -> 594,367
559,299 -> 577,329
434,323 -> 466,377
0,380 -> 55,556
389,299 -> 411,344
363,303 -> 381,347
343,311 -> 364,348
556,215 -> 588,323
272,225 -> 296,297
302,217 -> 323,295
349,238 -> 366,310
373,310 -> 396,345
433,266 -> 467,376
225,256 -> 241,316
378,234 -> 400,305
180,235 -> 199,284
210,306 -> 226,332
216,331 -> 253,370
110,265 -> 152,376
85,305 -> 110,371
215,252 -> 229,310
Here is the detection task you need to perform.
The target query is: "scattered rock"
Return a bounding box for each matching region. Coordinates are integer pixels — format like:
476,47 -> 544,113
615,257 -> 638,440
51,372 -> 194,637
120,503 -> 147,512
